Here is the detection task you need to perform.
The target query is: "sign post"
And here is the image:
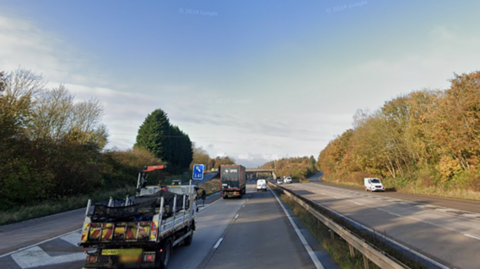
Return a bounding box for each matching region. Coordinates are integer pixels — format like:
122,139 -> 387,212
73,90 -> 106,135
192,164 -> 205,181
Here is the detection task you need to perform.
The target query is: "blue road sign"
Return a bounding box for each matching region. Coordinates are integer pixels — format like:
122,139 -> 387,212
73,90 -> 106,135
193,164 -> 204,180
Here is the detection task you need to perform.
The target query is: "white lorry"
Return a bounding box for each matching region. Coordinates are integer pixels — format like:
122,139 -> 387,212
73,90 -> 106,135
364,177 -> 384,192
79,165 -> 197,269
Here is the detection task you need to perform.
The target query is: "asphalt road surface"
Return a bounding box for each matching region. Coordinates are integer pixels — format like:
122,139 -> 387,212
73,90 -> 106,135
281,181 -> 480,269
0,182 -> 338,269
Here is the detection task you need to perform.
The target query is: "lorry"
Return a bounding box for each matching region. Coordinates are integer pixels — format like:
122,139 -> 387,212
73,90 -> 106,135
78,165 -> 198,268
364,177 -> 385,192
220,164 -> 246,199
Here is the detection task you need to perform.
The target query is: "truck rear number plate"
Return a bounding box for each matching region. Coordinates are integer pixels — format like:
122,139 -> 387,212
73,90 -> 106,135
102,249 -> 142,256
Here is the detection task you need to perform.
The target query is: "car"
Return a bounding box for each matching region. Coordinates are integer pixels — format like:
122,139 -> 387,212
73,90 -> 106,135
283,176 -> 292,184
276,177 -> 283,184
256,179 -> 267,191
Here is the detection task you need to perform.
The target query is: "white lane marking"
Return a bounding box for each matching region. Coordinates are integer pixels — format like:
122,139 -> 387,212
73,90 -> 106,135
235,214 -> 239,219
213,238 -> 223,249
270,188 -> 325,269
60,231 -> 82,246
199,197 -> 222,212
11,246 -> 86,269
0,229 -> 81,259
377,207 -> 403,217
464,234 -> 480,241
242,205 -> 245,208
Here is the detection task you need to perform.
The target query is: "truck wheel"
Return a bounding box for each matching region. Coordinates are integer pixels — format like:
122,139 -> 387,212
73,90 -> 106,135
159,239 -> 173,269
184,231 -> 193,246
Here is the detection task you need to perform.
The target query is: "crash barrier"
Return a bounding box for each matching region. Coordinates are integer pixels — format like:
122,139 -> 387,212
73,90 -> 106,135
268,183 -> 450,269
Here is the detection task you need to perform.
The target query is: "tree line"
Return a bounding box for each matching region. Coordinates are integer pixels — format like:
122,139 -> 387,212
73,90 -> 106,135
260,156 -> 317,180
190,145 -> 236,170
317,70 -> 480,192
0,69 -> 195,210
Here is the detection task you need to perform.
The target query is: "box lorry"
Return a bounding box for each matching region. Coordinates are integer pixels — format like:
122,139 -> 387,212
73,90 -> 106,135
220,164 -> 246,198
78,165 -> 197,268
364,177 -> 384,192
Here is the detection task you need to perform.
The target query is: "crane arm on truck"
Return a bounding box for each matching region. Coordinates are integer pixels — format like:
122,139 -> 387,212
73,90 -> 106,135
136,165 -> 167,196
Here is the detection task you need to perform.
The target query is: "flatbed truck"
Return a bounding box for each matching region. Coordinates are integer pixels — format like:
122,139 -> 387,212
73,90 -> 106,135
78,165 -> 197,268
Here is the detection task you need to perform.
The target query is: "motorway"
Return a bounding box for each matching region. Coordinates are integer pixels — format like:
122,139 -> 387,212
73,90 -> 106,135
0,181 -> 338,269
283,174 -> 480,269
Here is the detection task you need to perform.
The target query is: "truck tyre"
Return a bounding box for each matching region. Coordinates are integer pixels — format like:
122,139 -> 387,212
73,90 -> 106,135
159,239 -> 173,269
184,230 -> 193,246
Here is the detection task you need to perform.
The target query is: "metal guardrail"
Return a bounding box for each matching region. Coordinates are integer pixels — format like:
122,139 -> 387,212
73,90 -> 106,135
269,182 -> 450,269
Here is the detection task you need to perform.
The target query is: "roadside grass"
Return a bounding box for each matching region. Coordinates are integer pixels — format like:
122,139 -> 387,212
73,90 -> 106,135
278,191 -> 372,269
198,178 -> 221,196
0,173 -> 219,226
0,186 -> 135,226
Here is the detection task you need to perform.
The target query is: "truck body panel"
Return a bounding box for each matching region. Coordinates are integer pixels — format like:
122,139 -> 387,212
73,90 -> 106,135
220,165 -> 246,198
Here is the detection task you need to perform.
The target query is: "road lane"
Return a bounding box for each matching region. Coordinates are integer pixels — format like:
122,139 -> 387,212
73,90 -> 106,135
0,209 -> 85,256
0,193 -> 222,269
282,182 -> 480,269
168,192 -> 246,269
311,175 -> 480,214
200,183 -> 338,269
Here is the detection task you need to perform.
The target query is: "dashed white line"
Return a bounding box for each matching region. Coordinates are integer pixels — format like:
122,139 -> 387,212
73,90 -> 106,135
213,238 -> 223,249
235,214 -> 239,219
465,234 -> 480,241
242,205 -> 245,208
377,208 -> 402,217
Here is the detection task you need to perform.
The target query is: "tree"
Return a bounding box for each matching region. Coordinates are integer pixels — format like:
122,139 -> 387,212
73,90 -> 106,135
135,109 -> 171,160
135,109 -> 193,172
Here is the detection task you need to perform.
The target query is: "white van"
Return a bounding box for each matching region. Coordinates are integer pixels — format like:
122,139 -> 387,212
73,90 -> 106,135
256,179 -> 267,192
364,178 -> 384,192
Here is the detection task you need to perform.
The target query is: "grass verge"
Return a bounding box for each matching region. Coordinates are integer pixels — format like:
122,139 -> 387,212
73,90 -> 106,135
198,178 -> 221,196
0,186 -> 135,226
278,190 -> 374,269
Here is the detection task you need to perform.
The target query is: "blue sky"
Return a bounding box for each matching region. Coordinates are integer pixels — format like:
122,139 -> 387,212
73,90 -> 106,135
1,0 -> 480,167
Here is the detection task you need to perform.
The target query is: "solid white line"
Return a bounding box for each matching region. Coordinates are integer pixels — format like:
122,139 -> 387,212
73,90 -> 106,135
235,214 -> 239,219
213,238 -> 223,249
465,234 -> 480,241
199,197 -> 222,212
270,188 -> 325,269
0,229 -> 82,259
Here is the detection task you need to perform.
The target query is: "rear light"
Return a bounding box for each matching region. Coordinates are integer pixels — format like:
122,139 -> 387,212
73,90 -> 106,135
86,254 -> 98,263
143,252 -> 156,263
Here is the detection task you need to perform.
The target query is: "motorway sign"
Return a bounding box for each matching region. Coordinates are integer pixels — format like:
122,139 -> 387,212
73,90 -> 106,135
192,164 -> 204,180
